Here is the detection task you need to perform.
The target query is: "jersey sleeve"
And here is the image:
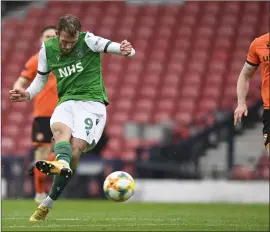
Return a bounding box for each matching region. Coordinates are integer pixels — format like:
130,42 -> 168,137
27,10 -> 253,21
20,56 -> 38,81
84,31 -> 111,53
246,39 -> 260,66
38,42 -> 51,75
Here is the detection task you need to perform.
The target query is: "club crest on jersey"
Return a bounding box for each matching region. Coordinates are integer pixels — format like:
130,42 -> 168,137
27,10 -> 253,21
56,55 -> 60,61
76,48 -> 84,57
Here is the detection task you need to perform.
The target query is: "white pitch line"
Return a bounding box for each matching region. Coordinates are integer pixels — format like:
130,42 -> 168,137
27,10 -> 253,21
2,217 -> 176,222
2,218 -> 268,229
3,223 -> 183,229
3,217 -> 80,221
3,223 -> 268,229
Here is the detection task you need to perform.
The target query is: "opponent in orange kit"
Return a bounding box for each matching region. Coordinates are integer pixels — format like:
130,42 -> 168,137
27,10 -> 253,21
13,26 -> 58,203
234,32 -> 270,152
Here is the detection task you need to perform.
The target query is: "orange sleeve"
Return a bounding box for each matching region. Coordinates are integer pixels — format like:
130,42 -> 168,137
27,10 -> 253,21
246,39 -> 260,66
20,55 -> 38,82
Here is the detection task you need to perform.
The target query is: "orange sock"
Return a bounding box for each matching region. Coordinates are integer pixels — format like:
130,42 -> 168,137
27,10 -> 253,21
48,152 -> 55,161
34,167 -> 47,194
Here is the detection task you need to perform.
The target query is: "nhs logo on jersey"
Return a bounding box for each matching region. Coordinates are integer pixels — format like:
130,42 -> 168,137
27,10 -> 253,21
58,62 -> 84,78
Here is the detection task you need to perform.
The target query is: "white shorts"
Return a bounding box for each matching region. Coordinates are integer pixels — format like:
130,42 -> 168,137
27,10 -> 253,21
50,100 -> 107,152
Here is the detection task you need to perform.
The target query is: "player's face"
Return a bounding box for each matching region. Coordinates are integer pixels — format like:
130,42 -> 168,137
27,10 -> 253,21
41,29 -> 56,43
57,30 -> 79,54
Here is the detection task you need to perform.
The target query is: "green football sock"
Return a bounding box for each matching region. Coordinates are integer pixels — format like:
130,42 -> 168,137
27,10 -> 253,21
49,176 -> 68,200
54,141 -> 72,164
49,146 -> 80,201
49,166 -> 77,200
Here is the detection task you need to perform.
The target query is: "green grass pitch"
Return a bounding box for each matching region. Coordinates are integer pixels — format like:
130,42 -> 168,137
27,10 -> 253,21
2,200 -> 269,231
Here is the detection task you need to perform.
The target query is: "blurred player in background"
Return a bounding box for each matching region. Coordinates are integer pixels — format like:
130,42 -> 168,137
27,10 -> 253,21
13,26 -> 58,204
234,32 -> 270,153
10,14 -> 135,221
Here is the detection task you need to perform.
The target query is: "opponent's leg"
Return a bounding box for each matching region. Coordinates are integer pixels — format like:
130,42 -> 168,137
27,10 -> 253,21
31,117 -> 54,204
264,134 -> 269,154
262,110 -> 270,155
48,152 -> 55,161
34,145 -> 52,204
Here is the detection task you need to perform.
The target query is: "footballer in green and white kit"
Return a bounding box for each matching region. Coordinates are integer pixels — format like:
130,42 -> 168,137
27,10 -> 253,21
9,14 -> 135,221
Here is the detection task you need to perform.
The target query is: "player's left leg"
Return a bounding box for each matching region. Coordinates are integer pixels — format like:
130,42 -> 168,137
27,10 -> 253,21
36,102 -> 75,177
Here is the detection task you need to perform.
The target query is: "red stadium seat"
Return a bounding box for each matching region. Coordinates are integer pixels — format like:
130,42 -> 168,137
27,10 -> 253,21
124,138 -> 143,150
115,99 -> 133,112
135,99 -> 154,112
204,2 -> 220,13
118,86 -> 137,99
132,111 -> 151,124
157,99 -> 175,112
181,85 -> 200,99
121,149 -> 137,161
2,125 -> 19,137
202,85 -> 221,99
106,124 -> 124,138
199,98 -> 218,112
106,137 -> 124,153
175,112 -> 193,126
224,2 -> 240,14
153,111 -> 173,123
2,137 -> 15,155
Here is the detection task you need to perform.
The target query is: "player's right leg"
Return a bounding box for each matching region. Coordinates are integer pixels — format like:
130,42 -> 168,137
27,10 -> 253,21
35,122 -> 73,177
35,102 -> 74,177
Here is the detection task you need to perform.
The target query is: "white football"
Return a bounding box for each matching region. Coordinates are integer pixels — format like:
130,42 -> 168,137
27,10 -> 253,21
103,171 -> 135,202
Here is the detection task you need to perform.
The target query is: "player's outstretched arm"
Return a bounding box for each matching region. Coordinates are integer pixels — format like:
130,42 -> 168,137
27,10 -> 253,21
119,40 -> 135,56
234,62 -> 258,125
9,89 -> 30,102
13,55 -> 37,91
26,42 -> 51,99
10,77 -> 29,101
13,77 -> 28,91
10,43 -> 50,102
85,32 -> 135,57
10,73 -> 48,102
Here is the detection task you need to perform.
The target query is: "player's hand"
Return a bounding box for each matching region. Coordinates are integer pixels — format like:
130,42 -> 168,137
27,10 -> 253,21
120,40 -> 133,56
234,103 -> 248,125
9,89 -> 30,102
